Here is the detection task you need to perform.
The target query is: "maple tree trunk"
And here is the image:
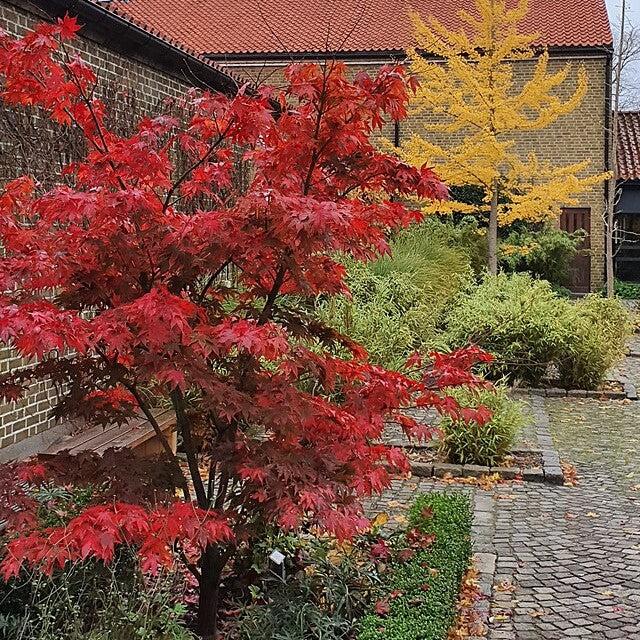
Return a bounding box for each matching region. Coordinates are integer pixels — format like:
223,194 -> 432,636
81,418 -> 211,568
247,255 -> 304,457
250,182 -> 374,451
488,180 -> 499,275
197,546 -> 226,639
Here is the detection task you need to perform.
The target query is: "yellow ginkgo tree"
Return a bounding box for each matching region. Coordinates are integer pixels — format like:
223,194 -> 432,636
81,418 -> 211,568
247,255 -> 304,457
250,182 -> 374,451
400,0 -> 608,274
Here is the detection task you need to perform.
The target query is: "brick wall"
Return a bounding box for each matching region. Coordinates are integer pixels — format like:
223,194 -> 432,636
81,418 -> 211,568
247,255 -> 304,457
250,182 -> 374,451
223,55 -> 609,289
0,1 -> 203,451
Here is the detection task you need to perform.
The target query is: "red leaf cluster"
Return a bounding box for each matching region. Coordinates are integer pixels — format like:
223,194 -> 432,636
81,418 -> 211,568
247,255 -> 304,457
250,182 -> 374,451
0,18 -> 491,616
0,501 -> 232,580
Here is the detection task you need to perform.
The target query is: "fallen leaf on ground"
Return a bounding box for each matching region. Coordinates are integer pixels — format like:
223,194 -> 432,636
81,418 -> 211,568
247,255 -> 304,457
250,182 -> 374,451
528,609 -> 546,618
447,566 -> 487,639
374,598 -> 390,616
586,512 -> 600,518
370,512 -> 389,528
561,461 -> 579,487
496,580 -> 516,592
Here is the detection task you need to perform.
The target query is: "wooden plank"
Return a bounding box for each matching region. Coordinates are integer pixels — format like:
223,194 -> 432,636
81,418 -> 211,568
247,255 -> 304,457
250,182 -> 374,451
43,408 -> 175,456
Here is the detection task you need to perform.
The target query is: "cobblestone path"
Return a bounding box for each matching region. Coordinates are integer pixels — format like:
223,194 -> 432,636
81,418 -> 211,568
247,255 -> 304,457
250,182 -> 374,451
374,341 -> 640,639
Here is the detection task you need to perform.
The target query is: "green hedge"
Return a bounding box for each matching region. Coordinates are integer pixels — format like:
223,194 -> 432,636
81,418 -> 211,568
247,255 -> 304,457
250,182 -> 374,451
358,493 -> 472,640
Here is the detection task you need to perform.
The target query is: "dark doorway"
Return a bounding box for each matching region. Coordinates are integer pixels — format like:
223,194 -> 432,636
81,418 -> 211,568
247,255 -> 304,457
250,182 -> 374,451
560,207 -> 591,293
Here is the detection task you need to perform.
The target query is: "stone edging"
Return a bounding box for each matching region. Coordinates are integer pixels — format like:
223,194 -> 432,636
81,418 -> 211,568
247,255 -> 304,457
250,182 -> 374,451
512,380 -> 637,401
467,491 -> 497,640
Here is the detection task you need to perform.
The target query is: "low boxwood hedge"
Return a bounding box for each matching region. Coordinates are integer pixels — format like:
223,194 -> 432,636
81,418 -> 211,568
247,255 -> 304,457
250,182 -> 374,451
358,493 -> 472,640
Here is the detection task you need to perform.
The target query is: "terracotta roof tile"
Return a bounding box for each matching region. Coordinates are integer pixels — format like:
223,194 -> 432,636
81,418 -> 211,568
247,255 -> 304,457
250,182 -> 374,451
85,0 -> 241,86
105,0 -> 612,56
619,112 -> 640,182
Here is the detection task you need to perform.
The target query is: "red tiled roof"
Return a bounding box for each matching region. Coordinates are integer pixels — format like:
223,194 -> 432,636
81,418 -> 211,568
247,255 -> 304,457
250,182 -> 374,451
106,0 -> 612,56
619,112 -> 640,182
84,0 -> 240,87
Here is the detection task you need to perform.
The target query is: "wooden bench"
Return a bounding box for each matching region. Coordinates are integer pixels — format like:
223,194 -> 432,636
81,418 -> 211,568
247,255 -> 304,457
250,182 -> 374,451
42,408 -> 177,458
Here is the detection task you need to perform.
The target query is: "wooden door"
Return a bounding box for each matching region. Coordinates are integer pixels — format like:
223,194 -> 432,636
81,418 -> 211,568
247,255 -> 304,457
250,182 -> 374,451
560,207 -> 591,293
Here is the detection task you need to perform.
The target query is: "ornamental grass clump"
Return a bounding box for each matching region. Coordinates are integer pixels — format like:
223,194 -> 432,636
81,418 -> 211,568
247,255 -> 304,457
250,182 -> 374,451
318,225 -> 472,371
438,385 -> 527,466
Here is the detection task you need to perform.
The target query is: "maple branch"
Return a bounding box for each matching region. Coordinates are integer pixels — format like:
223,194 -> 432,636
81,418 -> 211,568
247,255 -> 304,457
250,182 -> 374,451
258,263 -> 287,325
170,388 -> 208,509
162,121 -> 233,213
213,469 -> 230,511
177,546 -> 202,582
113,373 -> 191,502
197,259 -> 233,304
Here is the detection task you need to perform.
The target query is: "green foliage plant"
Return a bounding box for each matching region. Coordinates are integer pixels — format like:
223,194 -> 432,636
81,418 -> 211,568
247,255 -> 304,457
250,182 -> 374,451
557,295 -> 634,389
499,225 -> 585,286
438,385 -> 527,466
613,279 -> 640,300
445,273 -> 633,390
444,273 -> 569,385
232,533 -> 380,640
358,493 -> 472,640
318,223 -> 472,371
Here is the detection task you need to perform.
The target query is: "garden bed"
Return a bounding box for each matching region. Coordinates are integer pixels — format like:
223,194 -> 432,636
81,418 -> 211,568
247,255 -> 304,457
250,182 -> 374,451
358,493 -> 472,640
385,395 -> 565,484
406,447 -> 548,482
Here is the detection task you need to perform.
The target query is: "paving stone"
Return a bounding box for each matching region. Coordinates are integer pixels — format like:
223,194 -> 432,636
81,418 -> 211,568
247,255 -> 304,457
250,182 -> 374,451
373,343 -> 640,640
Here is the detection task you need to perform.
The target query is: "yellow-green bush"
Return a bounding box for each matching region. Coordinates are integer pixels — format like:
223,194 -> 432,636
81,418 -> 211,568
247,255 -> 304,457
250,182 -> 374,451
558,295 -> 634,390
438,385 -> 527,466
317,224 -> 472,371
445,274 -> 633,389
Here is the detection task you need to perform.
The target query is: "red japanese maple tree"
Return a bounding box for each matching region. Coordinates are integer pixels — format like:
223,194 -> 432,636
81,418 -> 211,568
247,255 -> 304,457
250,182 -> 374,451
0,17 -> 491,638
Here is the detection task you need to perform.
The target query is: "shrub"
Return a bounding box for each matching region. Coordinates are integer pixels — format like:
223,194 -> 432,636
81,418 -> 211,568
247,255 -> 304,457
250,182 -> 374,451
0,560 -> 194,640
318,225 -> 471,370
557,295 -> 633,389
444,273 -> 569,385
358,493 -> 472,640
500,225 -> 584,286
232,534 -> 379,640
317,263 -> 447,371
439,385 -> 527,466
445,274 -> 634,390
417,216 -> 487,275
613,279 -> 640,300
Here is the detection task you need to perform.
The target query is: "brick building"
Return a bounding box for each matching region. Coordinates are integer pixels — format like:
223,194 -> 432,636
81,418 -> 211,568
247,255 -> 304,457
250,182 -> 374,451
108,0 -> 614,294
613,111 -> 640,281
0,0 -> 237,457
0,0 -> 614,455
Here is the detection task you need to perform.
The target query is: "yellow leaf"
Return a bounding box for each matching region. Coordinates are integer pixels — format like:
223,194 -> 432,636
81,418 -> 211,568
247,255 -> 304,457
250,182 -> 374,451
370,512 -> 389,528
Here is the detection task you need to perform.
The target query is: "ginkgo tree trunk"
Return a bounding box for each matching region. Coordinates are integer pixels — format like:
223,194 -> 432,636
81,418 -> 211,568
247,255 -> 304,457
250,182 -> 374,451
401,0 -> 608,274
0,18 -> 493,640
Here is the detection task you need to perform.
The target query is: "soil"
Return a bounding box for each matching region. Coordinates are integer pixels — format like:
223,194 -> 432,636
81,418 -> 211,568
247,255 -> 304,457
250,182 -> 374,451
403,446 -> 543,470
